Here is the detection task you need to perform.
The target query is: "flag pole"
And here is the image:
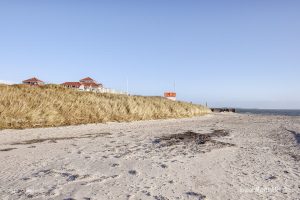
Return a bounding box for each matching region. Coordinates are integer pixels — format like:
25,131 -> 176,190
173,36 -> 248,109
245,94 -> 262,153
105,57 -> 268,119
126,78 -> 129,95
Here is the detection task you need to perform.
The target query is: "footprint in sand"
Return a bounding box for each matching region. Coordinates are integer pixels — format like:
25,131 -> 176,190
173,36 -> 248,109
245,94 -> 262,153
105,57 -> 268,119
128,170 -> 138,175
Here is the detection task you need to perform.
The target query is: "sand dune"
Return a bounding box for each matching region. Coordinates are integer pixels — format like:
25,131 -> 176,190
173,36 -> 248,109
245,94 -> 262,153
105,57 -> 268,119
0,84 -> 210,130
0,113 -> 299,200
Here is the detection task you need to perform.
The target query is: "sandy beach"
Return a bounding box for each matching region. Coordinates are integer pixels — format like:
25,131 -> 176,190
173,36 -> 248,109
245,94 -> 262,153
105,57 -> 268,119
0,113 -> 299,200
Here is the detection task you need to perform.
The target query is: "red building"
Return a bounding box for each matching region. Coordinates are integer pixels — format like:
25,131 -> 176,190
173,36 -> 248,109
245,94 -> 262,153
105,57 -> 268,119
80,77 -> 96,83
62,77 -> 103,91
164,92 -> 177,101
22,77 -> 44,86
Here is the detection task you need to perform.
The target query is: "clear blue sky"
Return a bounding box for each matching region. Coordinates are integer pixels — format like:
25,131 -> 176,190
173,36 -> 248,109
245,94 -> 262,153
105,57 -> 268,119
0,0 -> 299,109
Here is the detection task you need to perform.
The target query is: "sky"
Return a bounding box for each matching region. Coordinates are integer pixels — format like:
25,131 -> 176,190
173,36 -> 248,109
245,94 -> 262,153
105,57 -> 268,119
0,0 -> 299,109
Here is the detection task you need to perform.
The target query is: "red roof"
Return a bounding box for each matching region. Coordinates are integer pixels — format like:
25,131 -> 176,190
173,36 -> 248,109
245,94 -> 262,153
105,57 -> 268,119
164,92 -> 176,97
80,77 -> 95,82
23,77 -> 44,83
62,82 -> 82,88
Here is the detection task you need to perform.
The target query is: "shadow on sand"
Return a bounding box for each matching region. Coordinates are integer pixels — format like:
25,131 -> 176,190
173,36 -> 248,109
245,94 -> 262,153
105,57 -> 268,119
286,129 -> 300,144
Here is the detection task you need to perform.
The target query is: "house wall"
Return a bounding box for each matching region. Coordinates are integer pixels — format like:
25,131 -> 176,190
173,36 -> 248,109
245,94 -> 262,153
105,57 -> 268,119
23,81 -> 44,85
68,83 -> 126,95
166,97 -> 176,101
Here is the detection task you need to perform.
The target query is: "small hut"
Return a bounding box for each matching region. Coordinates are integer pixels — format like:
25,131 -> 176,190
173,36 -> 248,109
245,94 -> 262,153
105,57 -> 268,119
164,92 -> 176,101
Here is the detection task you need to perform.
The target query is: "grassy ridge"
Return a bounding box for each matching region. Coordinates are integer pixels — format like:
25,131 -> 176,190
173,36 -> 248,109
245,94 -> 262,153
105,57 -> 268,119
0,84 -> 211,129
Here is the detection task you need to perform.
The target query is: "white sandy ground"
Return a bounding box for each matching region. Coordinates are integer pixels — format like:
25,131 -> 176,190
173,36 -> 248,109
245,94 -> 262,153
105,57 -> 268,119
0,113 -> 299,200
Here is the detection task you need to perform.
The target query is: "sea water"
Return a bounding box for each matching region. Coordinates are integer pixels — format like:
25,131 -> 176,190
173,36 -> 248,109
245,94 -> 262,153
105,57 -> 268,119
236,109 -> 300,117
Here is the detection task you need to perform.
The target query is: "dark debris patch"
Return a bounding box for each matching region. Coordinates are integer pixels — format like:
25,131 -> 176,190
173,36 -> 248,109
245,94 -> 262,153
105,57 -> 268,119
66,174 -> 79,182
160,164 -> 168,169
128,170 -> 137,175
61,172 -> 79,182
154,131 -> 211,147
152,138 -> 161,144
153,130 -> 231,147
111,163 -> 119,167
0,148 -> 17,152
154,195 -> 169,200
266,175 -> 277,181
142,190 -> 151,196
186,191 -> 206,199
151,129 -> 234,154
11,132 -> 112,145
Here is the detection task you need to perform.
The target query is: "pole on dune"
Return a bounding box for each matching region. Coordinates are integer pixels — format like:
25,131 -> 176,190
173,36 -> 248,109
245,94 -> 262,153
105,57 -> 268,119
173,80 -> 176,92
126,78 -> 129,95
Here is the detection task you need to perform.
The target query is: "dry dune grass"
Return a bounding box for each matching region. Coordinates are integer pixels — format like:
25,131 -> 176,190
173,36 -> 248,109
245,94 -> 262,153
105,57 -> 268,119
0,84 -> 211,129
